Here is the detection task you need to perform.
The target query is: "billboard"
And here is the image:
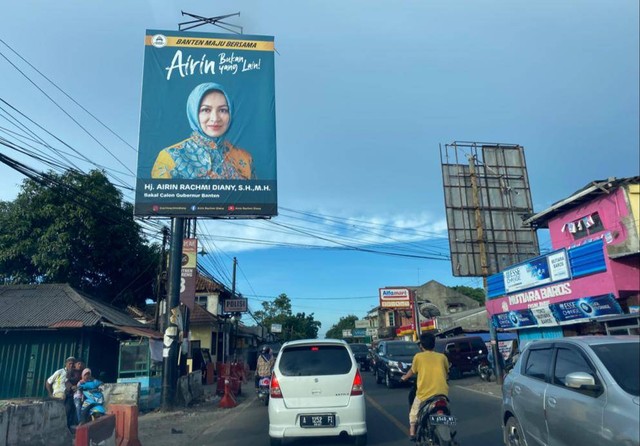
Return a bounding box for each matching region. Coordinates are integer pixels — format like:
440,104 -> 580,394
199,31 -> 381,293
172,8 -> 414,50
492,294 -> 622,329
134,29 -> 277,218
441,143 -> 539,277
379,288 -> 412,309
503,249 -> 570,294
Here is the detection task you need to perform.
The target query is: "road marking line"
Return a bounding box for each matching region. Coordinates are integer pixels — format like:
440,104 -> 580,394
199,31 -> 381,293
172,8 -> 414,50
365,394 -> 408,435
454,385 -> 502,400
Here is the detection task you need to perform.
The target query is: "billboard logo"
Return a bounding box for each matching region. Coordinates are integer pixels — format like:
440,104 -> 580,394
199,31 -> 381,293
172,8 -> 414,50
151,34 -> 167,48
228,205 -> 235,211
580,302 -> 593,314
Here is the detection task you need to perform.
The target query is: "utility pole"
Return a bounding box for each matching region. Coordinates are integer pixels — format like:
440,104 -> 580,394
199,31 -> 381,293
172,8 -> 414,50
154,227 -> 170,332
161,217 -> 184,411
231,257 -> 237,358
412,290 -> 421,342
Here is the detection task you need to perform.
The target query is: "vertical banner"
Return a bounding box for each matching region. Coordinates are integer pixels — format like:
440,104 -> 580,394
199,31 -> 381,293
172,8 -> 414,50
134,30 -> 277,217
180,238 -> 197,309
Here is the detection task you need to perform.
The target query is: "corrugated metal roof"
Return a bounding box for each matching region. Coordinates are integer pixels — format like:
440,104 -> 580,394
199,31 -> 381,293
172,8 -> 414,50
524,176 -> 640,228
102,323 -> 163,339
0,284 -> 146,329
49,320 -> 84,328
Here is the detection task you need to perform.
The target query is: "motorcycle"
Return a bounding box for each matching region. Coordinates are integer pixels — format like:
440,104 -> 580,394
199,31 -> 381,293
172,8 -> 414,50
257,376 -> 271,406
472,353 -> 493,382
415,395 -> 458,446
79,381 -> 106,423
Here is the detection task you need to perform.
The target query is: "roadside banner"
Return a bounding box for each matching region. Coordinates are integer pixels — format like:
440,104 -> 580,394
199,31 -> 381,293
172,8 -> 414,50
134,29 -> 277,218
179,238 -> 197,309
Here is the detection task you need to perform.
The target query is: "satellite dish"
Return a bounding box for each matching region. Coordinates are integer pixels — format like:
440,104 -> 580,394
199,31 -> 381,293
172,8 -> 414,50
419,303 -> 441,318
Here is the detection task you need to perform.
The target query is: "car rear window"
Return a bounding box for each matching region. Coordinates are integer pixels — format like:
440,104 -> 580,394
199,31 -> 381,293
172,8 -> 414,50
350,344 -> 368,353
387,342 -> 420,357
591,343 -> 640,396
278,345 -> 352,376
470,338 -> 487,351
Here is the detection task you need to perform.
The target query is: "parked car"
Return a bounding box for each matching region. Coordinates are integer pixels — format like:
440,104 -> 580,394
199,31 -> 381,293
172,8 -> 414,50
349,343 -> 371,371
268,339 -> 367,446
372,340 -> 420,388
502,335 -> 640,446
434,335 -> 488,379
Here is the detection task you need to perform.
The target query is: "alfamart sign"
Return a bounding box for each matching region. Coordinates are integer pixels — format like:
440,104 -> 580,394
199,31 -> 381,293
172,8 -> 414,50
379,288 -> 411,308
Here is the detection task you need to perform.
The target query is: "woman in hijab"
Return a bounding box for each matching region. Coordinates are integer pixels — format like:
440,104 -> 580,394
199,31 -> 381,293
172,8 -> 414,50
151,82 -> 255,180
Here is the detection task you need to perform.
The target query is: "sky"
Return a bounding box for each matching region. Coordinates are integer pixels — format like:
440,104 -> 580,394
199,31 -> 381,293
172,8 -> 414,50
1,1 -> 638,338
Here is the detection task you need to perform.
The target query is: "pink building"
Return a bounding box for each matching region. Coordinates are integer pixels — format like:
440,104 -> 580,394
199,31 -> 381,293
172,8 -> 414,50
486,177 -> 639,343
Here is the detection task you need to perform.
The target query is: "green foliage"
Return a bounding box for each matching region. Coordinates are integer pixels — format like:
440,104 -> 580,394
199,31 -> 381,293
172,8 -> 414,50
451,285 -> 486,305
253,293 -> 321,341
325,315 -> 359,340
0,169 -> 160,307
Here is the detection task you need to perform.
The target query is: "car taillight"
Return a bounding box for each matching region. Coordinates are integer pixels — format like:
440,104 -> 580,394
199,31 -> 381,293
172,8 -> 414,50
351,369 -> 363,396
270,372 -> 283,398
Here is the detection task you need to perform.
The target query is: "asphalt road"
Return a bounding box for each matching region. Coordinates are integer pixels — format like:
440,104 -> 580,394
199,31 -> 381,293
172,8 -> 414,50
138,372 -> 504,446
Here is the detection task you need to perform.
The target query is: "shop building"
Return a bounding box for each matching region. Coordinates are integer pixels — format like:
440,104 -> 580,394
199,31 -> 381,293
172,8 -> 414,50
485,177 -> 640,344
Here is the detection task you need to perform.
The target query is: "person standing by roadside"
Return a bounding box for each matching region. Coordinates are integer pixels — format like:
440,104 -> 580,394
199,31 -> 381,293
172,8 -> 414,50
69,359 -> 86,426
399,333 -> 450,441
45,356 -> 75,399
45,356 -> 76,428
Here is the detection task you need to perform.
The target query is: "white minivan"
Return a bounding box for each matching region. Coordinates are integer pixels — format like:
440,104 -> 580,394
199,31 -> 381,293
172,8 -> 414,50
268,339 -> 368,446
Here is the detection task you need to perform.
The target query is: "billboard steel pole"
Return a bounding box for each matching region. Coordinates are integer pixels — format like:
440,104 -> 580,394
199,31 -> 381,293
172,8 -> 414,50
161,217 -> 185,411
468,155 -> 503,384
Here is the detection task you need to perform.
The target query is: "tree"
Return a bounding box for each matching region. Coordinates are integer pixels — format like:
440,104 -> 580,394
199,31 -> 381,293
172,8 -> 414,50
0,169 -> 160,307
451,285 -> 486,305
253,293 -> 321,341
325,315 -> 359,340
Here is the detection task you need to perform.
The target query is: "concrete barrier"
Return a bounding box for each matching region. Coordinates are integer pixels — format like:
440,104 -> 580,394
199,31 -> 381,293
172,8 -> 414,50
0,383 -> 139,446
74,414 -> 116,446
176,370 -> 203,406
0,400 -> 72,446
108,405 -> 141,446
102,383 -> 139,407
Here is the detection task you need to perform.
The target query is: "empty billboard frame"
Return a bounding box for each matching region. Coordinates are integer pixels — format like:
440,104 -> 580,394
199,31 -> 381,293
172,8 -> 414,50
440,142 -> 539,277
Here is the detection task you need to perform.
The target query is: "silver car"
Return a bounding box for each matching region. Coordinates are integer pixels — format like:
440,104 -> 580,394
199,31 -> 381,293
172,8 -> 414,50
502,335 -> 639,446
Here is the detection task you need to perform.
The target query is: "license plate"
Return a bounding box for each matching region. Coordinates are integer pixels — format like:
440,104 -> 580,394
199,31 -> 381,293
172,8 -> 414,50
300,414 -> 336,428
429,415 -> 457,426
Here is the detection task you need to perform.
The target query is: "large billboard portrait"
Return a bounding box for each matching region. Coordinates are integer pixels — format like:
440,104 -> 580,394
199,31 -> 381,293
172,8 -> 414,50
134,30 -> 277,218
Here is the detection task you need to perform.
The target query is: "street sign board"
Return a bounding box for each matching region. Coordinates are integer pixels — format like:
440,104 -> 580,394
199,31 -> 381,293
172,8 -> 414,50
354,320 -> 369,328
342,329 -> 352,338
271,323 -> 282,333
223,298 -> 248,312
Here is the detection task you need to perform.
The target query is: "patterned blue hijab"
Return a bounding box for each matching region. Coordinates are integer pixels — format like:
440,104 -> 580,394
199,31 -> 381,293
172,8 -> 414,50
186,82 -> 232,145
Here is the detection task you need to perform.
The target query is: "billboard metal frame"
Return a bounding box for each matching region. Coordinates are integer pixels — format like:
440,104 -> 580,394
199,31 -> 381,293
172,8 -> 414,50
440,141 -> 540,278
